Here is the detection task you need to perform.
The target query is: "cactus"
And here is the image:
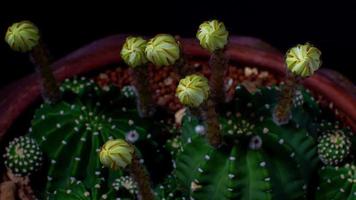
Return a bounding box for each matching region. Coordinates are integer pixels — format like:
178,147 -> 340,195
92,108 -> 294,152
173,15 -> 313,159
316,163 -> 356,200
174,86 -> 322,200
29,77 -> 166,194
48,177 -> 118,200
154,175 -> 187,200
5,19 -> 356,200
3,136 -> 43,176
317,128 -> 351,166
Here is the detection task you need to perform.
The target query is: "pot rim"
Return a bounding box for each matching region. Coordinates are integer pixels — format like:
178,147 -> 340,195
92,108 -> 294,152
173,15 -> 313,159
0,35 -> 355,140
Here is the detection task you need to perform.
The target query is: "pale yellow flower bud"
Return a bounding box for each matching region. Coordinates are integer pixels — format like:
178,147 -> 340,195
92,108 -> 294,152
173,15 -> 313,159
99,139 -> 134,170
286,43 -> 322,77
5,20 -> 40,52
176,74 -> 210,107
196,20 -> 229,52
121,36 -> 148,68
145,34 -> 180,67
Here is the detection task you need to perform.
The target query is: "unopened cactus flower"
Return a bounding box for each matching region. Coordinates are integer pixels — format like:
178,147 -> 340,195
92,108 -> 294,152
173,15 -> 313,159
176,74 -> 210,107
5,20 -> 61,103
318,130 -> 351,166
145,34 -> 180,67
99,139 -> 134,170
4,136 -> 43,176
196,20 -> 229,52
5,20 -> 40,52
121,36 -> 148,68
286,43 -> 322,77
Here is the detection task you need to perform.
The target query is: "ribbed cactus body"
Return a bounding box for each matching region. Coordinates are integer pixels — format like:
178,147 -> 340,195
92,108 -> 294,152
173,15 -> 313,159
30,78 -> 153,192
174,86 -> 321,200
48,178 -> 117,200
316,163 -> 356,200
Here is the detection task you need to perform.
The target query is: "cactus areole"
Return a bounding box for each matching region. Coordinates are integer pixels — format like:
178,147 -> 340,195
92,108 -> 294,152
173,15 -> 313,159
0,28 -> 355,200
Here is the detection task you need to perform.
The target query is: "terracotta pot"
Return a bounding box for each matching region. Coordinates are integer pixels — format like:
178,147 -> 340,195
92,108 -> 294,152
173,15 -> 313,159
0,35 -> 355,143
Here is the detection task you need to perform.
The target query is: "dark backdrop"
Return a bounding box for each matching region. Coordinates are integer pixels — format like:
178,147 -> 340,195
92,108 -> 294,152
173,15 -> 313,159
0,1 -> 355,88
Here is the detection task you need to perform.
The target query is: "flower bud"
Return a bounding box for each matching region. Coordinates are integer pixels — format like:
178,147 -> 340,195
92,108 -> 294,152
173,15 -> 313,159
196,20 -> 229,52
286,43 -> 322,77
121,36 -> 148,68
5,20 -> 40,52
145,34 -> 180,67
176,74 -> 210,107
99,139 -> 134,170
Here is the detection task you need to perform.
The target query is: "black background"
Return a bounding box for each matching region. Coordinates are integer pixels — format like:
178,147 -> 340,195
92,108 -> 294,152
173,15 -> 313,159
0,1 -> 355,88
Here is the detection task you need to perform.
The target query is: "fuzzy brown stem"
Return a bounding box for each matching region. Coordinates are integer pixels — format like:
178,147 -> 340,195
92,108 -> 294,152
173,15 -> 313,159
174,53 -> 195,78
173,39 -> 196,78
200,98 -> 222,148
273,74 -> 298,125
130,151 -> 155,200
209,49 -> 228,103
131,67 -> 155,118
30,40 -> 61,104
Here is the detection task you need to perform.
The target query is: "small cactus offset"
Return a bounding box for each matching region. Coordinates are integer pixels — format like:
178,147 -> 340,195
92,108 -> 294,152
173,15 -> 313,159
3,136 -> 43,176
317,128 -> 351,166
3,19 -> 355,200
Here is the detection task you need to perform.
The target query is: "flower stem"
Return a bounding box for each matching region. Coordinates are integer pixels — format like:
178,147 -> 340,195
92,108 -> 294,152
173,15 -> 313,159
131,67 -> 155,118
200,98 -> 222,148
273,73 -> 299,125
209,49 -> 228,103
174,46 -> 195,77
129,151 -> 155,200
30,40 -> 60,104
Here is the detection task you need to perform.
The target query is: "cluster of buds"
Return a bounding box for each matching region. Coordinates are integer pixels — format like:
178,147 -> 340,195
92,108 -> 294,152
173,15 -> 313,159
121,34 -> 180,68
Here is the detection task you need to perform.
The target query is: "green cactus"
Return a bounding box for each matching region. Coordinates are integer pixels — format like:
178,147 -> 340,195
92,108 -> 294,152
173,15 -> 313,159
174,85 -> 321,200
316,163 -> 356,200
59,77 -> 101,96
3,135 -> 43,176
317,129 -> 351,166
154,174 -> 187,200
29,77 -> 164,193
48,178 -> 118,200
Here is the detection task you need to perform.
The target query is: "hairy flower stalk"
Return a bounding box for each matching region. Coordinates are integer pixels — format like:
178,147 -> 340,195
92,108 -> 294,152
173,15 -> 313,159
199,98 -> 222,147
30,40 -> 61,103
209,49 -> 229,103
272,74 -> 299,125
131,67 -> 155,117
5,21 -> 60,103
273,43 -> 322,125
174,40 -> 196,77
100,139 -> 155,200
176,75 -> 222,148
121,36 -> 155,117
129,151 -> 155,200
197,20 -> 229,103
